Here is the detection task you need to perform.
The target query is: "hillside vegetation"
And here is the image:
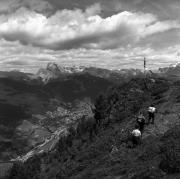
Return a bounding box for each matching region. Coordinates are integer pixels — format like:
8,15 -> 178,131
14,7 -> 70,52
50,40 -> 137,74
0,72 -> 112,161
4,76 -> 180,179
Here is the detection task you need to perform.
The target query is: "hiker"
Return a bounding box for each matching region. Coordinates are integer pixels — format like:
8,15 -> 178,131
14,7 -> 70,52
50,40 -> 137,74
131,125 -> 141,147
91,105 -> 101,126
148,104 -> 156,124
136,111 -> 145,133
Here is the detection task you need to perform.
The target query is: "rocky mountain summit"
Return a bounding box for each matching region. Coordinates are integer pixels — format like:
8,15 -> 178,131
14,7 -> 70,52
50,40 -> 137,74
37,63 -> 67,83
36,63 -> 86,83
36,62 -> 144,84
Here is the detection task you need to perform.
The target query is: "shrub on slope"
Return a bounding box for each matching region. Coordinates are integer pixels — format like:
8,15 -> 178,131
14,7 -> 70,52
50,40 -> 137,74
5,77 -> 175,179
159,125 -> 180,174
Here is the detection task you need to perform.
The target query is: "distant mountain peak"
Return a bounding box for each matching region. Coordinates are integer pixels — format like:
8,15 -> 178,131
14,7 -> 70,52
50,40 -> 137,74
37,63 -> 64,83
35,63 -> 146,83
46,62 -> 66,73
46,62 -> 59,72
36,63 -> 87,83
158,62 -> 180,79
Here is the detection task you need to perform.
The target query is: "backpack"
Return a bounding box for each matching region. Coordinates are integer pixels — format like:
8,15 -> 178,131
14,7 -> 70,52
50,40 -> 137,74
132,129 -> 141,137
137,115 -> 145,123
137,118 -> 142,122
148,107 -> 156,113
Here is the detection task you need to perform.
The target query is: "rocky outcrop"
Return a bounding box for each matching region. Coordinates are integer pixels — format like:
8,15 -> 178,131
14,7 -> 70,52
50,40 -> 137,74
37,63 -> 66,83
36,63 -> 86,83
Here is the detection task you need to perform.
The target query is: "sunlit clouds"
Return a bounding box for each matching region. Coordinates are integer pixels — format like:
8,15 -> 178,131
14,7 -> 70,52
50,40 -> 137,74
0,0 -> 180,72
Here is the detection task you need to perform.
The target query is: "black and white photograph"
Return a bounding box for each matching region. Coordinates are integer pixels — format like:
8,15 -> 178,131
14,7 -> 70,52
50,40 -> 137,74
0,0 -> 180,178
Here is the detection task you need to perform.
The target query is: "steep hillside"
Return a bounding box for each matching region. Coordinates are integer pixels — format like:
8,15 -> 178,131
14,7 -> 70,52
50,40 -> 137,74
44,73 -> 113,102
0,73 -> 112,161
5,77 -> 180,179
0,71 -> 31,81
83,67 -> 143,83
0,77 -> 50,161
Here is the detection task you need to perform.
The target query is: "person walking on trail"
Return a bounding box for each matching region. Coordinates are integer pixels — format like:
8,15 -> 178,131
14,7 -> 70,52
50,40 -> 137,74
148,104 -> 156,124
131,125 -> 141,147
136,112 -> 145,133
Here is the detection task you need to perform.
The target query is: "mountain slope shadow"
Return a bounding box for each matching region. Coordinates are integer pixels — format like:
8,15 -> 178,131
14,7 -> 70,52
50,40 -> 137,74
44,73 -> 113,102
4,77 -> 180,179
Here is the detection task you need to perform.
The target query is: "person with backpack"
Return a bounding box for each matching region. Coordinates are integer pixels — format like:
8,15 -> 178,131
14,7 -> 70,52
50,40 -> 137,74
131,125 -> 142,147
148,104 -> 156,124
136,111 -> 145,133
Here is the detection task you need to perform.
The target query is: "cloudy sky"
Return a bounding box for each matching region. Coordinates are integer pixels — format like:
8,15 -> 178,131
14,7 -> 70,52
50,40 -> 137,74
0,0 -> 180,72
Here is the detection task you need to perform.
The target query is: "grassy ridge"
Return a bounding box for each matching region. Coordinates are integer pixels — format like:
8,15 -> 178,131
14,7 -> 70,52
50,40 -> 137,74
4,77 -> 180,178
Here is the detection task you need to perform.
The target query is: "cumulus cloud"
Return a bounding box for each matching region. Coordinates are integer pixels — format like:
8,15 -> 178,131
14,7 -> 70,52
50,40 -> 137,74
142,20 -> 180,37
0,1 -> 180,72
0,36 -> 179,73
85,3 -> 102,16
0,4 -> 179,50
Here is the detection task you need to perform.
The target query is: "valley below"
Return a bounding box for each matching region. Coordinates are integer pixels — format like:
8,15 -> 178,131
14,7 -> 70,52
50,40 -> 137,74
0,64 -> 113,162
0,63 -> 180,178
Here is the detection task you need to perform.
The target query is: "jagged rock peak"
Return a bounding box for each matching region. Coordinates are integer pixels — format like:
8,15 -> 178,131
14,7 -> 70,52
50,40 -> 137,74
46,62 -> 65,73
47,62 -> 59,71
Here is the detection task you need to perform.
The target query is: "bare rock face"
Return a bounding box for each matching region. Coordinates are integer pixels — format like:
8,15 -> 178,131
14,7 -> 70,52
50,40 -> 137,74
36,63 -> 87,83
37,63 -> 66,83
46,63 -> 59,72
46,62 -> 66,74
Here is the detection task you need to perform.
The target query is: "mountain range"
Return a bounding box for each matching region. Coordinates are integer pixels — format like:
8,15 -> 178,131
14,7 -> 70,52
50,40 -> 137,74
36,62 -> 180,82
35,62 -> 144,83
1,62 -> 180,178
0,64 -> 114,162
3,71 -> 180,179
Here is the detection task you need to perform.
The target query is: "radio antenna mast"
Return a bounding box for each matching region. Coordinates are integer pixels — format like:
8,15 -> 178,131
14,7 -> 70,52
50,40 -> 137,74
144,57 -> 146,75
